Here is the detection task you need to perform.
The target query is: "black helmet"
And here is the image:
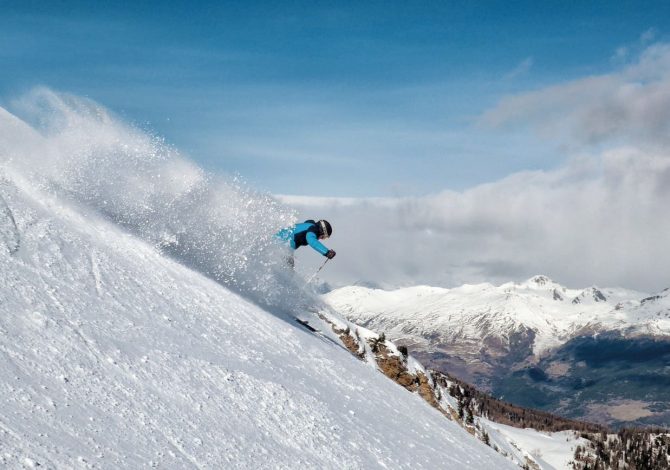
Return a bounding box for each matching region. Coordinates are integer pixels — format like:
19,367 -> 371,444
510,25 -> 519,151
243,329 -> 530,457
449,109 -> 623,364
317,219 -> 332,238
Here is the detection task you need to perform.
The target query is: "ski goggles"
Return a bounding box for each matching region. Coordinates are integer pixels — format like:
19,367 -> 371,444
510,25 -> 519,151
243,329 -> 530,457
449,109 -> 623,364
319,220 -> 330,239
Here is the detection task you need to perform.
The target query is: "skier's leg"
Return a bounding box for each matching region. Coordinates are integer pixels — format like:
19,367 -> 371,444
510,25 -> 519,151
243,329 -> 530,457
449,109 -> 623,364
285,247 -> 295,269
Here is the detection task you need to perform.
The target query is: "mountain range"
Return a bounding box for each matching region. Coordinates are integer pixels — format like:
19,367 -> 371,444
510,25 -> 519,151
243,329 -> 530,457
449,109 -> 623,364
324,276 -> 670,427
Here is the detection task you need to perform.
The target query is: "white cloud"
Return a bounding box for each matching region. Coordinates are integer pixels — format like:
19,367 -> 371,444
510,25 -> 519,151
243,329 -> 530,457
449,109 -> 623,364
612,46 -> 629,62
483,43 -> 670,148
285,147 -> 670,292
503,57 -> 533,80
285,44 -> 670,292
640,27 -> 658,44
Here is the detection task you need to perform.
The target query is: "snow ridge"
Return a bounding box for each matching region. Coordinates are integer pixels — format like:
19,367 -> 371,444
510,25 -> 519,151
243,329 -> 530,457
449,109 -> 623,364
0,186 -> 19,254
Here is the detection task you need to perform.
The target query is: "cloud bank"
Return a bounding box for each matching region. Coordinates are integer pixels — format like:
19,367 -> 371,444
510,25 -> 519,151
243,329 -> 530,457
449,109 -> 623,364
482,43 -> 670,148
286,44 -> 670,292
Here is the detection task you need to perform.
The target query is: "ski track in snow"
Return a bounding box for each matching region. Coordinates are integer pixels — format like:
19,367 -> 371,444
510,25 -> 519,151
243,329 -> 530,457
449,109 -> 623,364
0,93 -> 516,469
0,182 -> 20,255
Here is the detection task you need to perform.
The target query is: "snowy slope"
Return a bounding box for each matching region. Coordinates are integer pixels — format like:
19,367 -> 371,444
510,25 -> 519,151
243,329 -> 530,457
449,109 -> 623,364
478,419 -> 590,470
323,275 -> 665,357
0,90 -> 516,469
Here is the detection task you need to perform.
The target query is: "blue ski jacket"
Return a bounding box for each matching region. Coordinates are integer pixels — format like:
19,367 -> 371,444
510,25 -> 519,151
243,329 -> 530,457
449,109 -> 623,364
275,221 -> 330,256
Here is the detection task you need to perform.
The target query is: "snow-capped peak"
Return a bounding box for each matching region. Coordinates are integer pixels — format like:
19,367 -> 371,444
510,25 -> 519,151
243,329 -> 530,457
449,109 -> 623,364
640,287 -> 670,305
324,277 -> 659,357
512,275 -> 570,302
526,274 -> 555,287
572,286 -> 608,304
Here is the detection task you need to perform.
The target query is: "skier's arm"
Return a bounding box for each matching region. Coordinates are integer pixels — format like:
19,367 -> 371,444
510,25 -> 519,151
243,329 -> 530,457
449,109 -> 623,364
305,231 -> 330,256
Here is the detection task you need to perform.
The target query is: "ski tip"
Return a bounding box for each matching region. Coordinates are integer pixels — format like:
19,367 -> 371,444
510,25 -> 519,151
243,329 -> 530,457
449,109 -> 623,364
295,318 -> 318,332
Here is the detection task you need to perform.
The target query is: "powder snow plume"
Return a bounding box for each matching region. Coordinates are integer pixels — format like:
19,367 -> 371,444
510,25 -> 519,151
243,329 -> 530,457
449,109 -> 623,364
0,88 -> 310,313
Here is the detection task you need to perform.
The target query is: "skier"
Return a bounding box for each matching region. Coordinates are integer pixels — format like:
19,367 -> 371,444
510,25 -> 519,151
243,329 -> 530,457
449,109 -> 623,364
275,219 -> 336,267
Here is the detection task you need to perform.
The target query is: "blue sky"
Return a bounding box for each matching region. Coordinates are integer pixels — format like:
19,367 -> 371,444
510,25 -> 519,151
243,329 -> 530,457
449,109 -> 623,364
2,1 -> 670,196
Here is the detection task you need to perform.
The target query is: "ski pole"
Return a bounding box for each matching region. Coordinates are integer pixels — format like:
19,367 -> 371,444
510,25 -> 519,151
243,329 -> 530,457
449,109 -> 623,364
305,258 -> 330,285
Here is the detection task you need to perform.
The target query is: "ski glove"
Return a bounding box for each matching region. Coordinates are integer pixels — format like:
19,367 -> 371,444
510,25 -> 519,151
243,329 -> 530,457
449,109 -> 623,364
325,249 -> 336,259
